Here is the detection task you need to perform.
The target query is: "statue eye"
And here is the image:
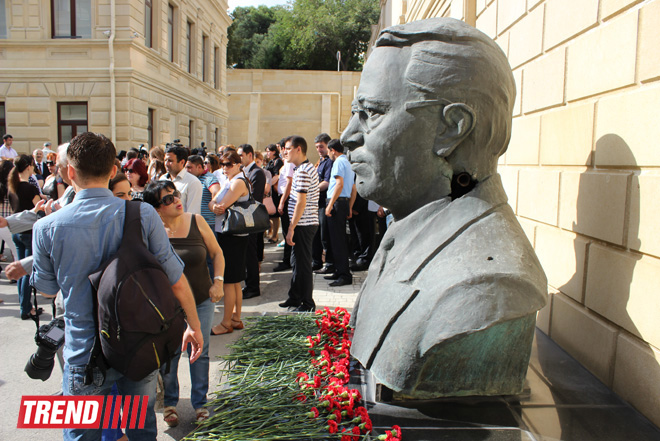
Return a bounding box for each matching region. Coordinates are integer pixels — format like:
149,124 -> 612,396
363,107 -> 381,119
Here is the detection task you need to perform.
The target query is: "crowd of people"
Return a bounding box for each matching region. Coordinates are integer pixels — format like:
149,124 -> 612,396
0,130 -> 388,439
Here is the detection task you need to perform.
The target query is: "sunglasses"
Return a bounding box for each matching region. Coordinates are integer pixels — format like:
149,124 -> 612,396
220,162 -> 234,168
123,168 -> 134,174
160,190 -> 181,206
46,161 -> 55,166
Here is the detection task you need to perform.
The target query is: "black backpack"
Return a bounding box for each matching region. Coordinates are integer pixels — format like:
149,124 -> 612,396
87,201 -> 186,382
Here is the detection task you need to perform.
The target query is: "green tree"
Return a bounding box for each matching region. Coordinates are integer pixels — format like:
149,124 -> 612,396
227,0 -> 379,71
227,5 -> 278,68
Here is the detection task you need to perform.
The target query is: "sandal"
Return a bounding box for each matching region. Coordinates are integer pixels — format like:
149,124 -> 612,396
231,319 -> 245,330
211,323 -> 233,335
195,408 -> 210,423
163,406 -> 179,427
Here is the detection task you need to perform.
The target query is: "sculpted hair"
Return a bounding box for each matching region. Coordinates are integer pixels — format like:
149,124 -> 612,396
287,135 -> 308,155
375,18 -> 515,172
68,132 -> 116,181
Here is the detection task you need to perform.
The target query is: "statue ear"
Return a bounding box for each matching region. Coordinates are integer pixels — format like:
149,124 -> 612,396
433,103 -> 476,157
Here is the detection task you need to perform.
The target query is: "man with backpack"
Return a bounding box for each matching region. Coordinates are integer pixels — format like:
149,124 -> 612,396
31,132 -> 203,441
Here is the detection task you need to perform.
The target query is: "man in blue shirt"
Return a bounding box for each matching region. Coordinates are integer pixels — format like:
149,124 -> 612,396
312,133 -> 334,273
324,139 -> 355,287
31,132 -> 203,441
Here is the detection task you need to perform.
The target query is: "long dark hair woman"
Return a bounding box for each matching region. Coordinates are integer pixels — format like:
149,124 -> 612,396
0,160 -> 18,263
9,154 -> 42,320
143,180 -> 225,426
208,150 -> 250,335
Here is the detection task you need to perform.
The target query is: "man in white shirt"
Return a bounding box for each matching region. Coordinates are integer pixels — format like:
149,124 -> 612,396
0,134 -> 18,160
160,146 -> 203,214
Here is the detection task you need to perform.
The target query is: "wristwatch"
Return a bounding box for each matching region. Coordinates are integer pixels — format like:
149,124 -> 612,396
214,276 -> 224,282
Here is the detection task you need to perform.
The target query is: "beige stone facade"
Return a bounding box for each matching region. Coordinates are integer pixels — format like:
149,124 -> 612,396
0,0 -> 230,154
370,0 -> 660,427
227,69 -> 361,162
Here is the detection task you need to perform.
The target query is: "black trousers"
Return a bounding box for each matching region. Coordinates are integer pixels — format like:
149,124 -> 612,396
312,204 -> 333,268
288,224 -> 318,309
280,198 -> 292,265
327,198 -> 351,280
352,209 -> 376,262
244,232 -> 261,294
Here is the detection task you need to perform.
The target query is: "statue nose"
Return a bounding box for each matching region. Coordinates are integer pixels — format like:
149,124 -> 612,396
340,116 -> 364,151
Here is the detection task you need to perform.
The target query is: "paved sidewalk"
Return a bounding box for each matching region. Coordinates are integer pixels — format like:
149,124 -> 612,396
0,240 -> 361,441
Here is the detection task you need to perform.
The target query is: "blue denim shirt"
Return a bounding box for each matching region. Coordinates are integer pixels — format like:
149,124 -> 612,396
30,188 -> 185,367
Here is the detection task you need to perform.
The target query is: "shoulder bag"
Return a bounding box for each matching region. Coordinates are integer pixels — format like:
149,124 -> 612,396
220,176 -> 270,235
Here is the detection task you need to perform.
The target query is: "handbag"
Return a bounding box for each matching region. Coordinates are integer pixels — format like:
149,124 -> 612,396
263,194 -> 277,215
220,177 -> 271,235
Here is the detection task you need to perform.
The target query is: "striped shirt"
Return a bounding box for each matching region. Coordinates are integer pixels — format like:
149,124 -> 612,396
198,172 -> 219,229
289,160 -> 319,227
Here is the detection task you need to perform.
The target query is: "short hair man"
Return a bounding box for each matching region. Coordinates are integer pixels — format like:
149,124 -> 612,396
31,132 -> 203,440
340,18 -> 547,398
0,134 -> 17,160
311,133 -> 334,273
323,139 -> 354,286
281,135 -> 320,312
236,144 -> 266,299
186,154 -> 220,231
161,145 -> 203,214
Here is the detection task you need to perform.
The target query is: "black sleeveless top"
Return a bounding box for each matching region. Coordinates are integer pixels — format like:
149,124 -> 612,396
170,215 -> 212,305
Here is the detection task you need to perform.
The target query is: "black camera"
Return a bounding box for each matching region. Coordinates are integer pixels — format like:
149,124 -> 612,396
165,139 -> 183,150
25,318 -> 65,381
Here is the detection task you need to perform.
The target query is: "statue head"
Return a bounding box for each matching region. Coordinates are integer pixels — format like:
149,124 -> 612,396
341,18 -> 515,218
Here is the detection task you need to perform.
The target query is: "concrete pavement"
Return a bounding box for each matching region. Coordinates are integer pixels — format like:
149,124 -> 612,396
0,241 -> 362,441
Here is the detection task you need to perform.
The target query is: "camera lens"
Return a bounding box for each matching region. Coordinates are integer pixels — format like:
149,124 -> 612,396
24,346 -> 57,381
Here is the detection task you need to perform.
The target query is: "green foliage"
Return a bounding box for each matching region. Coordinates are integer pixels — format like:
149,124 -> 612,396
227,0 -> 380,71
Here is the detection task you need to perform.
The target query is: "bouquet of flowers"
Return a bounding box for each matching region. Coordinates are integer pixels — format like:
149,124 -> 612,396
185,307 -> 401,441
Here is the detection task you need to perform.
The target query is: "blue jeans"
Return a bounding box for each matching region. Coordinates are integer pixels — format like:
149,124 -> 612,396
161,298 -> 214,409
62,364 -> 158,441
12,232 -> 32,315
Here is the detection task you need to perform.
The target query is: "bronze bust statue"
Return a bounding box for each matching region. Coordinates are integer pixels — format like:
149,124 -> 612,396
340,17 -> 547,398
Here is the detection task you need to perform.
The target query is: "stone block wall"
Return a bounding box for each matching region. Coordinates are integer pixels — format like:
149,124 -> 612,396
227,69 -> 361,161
475,0 -> 660,427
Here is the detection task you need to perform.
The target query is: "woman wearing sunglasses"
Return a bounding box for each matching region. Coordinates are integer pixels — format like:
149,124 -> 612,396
208,150 -> 250,335
143,179 -> 225,427
41,152 -> 67,200
123,158 -> 149,201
